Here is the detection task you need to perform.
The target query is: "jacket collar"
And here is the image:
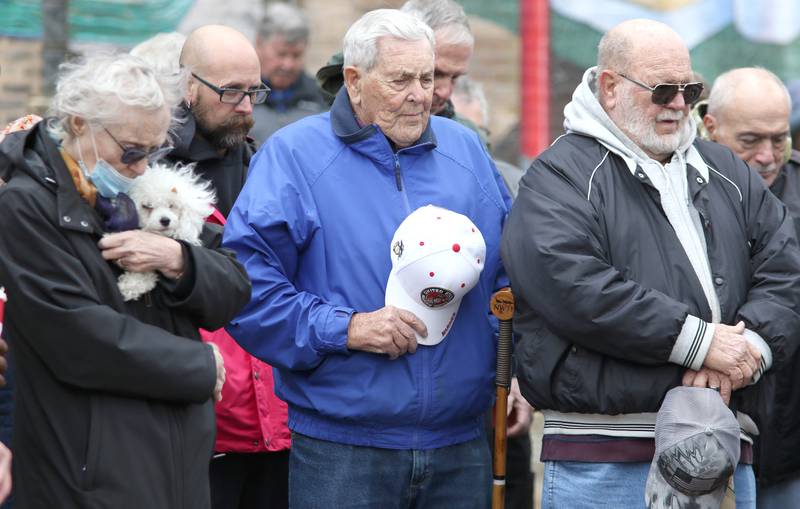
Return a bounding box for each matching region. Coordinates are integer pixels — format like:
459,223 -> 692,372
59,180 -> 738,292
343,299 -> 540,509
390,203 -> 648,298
263,72 -> 320,110
330,87 -> 436,166
170,105 -> 223,162
5,123 -> 104,235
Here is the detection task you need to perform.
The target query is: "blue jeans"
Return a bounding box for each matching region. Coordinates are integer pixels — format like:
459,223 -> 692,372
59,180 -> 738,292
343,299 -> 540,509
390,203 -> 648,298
542,461 -> 756,509
757,474 -> 800,509
288,432 -> 491,509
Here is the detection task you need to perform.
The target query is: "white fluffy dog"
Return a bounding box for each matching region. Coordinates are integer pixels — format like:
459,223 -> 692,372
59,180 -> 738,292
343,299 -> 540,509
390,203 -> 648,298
117,162 -> 216,301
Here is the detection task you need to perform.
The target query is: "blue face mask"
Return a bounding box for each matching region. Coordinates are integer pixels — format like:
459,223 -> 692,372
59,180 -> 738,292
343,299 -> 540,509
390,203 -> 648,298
76,127 -> 136,198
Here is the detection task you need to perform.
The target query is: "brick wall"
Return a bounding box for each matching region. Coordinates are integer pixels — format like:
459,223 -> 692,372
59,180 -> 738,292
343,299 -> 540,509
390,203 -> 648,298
0,1 -> 519,146
0,37 -> 44,126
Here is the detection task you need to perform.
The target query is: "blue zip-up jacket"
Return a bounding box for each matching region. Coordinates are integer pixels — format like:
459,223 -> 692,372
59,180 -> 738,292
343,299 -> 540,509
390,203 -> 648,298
223,88 -> 510,449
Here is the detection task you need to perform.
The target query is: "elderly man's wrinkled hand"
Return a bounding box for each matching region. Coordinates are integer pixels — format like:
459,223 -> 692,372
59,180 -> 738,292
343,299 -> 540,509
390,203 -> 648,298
98,230 -> 185,279
682,367 -> 733,405
347,306 -> 427,359
703,321 -> 760,384
210,343 -> 225,403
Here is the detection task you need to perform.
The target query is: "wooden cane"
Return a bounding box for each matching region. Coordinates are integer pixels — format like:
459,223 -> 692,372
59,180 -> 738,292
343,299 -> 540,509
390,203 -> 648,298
490,288 -> 514,509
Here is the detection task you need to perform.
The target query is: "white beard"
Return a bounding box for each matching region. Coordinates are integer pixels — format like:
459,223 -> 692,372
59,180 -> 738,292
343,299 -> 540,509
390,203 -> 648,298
617,92 -> 692,159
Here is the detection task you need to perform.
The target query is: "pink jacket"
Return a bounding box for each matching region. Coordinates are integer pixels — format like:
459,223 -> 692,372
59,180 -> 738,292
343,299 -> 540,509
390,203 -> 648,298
201,328 -> 290,452
201,209 -> 290,453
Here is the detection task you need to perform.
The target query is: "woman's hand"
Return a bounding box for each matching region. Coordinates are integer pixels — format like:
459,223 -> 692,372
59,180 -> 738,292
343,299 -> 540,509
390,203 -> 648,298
99,231 -> 185,279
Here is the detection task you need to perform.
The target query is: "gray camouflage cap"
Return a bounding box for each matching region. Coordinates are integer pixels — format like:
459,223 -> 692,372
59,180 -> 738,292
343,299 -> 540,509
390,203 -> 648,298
645,386 -> 740,509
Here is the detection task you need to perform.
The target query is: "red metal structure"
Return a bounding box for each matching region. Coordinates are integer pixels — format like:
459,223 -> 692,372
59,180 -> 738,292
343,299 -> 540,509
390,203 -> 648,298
520,0 -> 550,159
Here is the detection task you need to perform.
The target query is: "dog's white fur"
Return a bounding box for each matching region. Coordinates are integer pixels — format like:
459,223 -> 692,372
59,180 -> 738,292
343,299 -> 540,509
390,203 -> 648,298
117,162 -> 216,301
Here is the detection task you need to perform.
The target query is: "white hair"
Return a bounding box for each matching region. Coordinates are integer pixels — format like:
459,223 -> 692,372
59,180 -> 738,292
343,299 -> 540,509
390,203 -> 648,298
131,32 -> 186,76
343,9 -> 434,71
258,2 -> 309,44
453,76 -> 489,127
707,67 -> 791,118
401,0 -> 473,47
47,53 -> 183,143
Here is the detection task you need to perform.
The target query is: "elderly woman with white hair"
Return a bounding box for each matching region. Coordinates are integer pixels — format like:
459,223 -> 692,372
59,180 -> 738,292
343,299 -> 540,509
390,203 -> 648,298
0,53 -> 250,508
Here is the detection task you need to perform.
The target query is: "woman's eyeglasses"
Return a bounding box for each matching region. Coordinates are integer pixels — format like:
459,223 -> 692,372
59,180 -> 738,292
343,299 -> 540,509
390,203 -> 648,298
102,126 -> 173,165
618,73 -> 704,106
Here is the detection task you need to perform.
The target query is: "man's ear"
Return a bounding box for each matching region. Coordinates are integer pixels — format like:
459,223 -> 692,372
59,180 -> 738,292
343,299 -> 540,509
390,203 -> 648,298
597,70 -> 620,110
343,66 -> 362,106
186,76 -> 199,108
703,113 -> 718,139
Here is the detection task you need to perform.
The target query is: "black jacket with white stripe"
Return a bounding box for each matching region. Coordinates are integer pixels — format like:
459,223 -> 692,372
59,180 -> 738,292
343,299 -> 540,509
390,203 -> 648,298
502,134 -> 800,421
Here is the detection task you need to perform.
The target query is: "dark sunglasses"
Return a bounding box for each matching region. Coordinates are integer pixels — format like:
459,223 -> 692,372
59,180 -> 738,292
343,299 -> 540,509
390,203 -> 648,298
618,73 -> 704,105
191,73 -> 270,105
102,126 -> 173,165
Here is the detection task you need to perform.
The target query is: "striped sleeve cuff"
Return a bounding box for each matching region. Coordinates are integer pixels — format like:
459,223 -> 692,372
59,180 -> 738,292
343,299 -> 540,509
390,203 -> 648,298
743,328 -> 772,384
669,315 -> 715,370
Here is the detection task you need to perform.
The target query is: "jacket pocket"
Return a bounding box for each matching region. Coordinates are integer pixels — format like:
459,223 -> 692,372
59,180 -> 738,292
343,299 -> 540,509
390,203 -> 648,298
80,397 -> 102,491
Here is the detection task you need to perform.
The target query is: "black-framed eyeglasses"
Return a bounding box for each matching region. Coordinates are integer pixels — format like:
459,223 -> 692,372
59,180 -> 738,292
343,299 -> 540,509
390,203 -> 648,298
191,72 -> 270,105
618,73 -> 704,106
102,126 -> 173,165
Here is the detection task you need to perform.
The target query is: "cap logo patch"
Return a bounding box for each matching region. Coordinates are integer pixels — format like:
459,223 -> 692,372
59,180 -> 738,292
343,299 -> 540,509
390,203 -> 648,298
420,287 -> 454,308
392,240 -> 404,259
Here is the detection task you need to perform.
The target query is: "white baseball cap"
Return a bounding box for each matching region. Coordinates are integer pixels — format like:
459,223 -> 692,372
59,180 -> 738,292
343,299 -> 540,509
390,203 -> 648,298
385,205 -> 486,346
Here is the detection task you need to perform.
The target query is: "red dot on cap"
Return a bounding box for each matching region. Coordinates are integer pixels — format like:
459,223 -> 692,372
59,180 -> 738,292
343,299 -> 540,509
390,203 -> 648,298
460,283 -> 465,288
452,243 -> 460,252
429,271 -> 435,277
419,241 -> 425,246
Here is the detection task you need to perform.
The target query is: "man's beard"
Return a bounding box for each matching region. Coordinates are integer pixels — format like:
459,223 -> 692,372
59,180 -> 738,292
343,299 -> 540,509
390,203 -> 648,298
618,92 -> 691,159
192,98 -> 254,151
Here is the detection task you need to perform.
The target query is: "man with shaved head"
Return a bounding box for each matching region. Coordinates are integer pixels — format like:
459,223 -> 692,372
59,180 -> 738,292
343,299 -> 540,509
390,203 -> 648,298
168,24 -> 266,217
502,19 -> 800,508
170,25 -> 291,509
704,67 -> 800,509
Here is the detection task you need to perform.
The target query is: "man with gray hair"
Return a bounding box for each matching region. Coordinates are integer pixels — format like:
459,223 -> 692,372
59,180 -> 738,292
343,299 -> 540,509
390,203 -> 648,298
250,2 -> 326,144
317,0 -> 486,145
502,19 -> 800,507
401,0 -> 474,117
703,66 -> 800,509
223,8 -> 510,508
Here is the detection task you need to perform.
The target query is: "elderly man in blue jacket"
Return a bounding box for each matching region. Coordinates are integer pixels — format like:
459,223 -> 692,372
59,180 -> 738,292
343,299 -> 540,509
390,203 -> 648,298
223,8 -> 510,508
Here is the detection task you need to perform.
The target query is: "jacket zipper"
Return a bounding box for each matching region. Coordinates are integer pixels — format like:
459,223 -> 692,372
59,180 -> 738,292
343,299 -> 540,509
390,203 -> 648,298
394,154 -> 411,214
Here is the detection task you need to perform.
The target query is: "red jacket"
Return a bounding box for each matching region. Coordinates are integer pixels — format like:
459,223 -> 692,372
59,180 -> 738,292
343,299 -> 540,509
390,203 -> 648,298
202,210 -> 290,453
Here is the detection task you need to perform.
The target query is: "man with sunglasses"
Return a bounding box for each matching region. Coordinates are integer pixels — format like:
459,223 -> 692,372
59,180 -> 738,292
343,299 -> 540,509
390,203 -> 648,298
703,67 -> 800,509
168,25 -> 266,218
502,19 -> 800,508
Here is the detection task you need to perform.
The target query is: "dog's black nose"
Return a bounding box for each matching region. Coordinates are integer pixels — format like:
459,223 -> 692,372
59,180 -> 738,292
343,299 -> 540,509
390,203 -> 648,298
160,217 -> 171,227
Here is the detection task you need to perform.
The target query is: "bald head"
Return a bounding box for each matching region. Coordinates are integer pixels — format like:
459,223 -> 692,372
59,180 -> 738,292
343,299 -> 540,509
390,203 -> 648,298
181,25 -> 262,153
180,25 -> 260,80
704,67 -> 790,185
598,19 -> 689,76
707,67 -> 790,120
